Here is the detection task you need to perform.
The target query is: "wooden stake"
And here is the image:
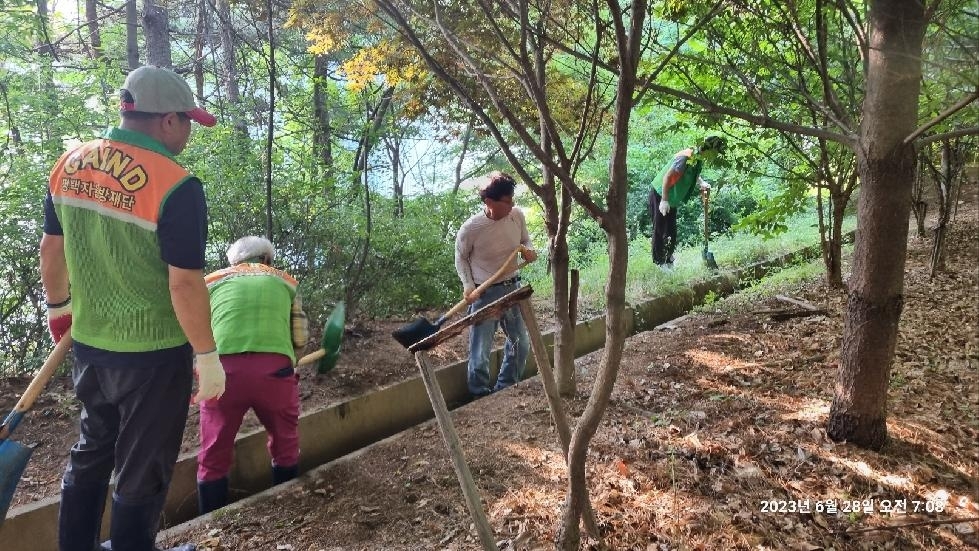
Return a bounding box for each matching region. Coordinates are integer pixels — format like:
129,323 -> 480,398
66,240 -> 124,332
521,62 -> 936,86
413,350 -> 496,551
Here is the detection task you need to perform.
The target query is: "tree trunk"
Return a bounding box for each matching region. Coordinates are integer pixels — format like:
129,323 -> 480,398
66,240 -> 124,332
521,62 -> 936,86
558,2 -> 641,543
143,0 -> 172,68
264,0 -> 275,240
387,136 -> 404,217
313,55 -> 334,170
539,131 -> 576,398
125,0 -> 139,69
218,0 -> 248,136
34,0 -> 54,57
827,189 -> 847,288
928,140 -> 962,276
451,116 -> 474,194
911,152 -> 928,238
192,0 -> 210,98
827,0 -> 927,451
84,0 -> 103,60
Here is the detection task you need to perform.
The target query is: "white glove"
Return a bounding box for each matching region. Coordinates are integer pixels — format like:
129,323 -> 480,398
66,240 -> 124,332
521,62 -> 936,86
194,350 -> 226,403
699,179 -> 711,191
658,199 -> 671,216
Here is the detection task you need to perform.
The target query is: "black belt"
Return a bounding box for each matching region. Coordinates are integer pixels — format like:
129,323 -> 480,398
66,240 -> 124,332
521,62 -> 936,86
487,276 -> 520,287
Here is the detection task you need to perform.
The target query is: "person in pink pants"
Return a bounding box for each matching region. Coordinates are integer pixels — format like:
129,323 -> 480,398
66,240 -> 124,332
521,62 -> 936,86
197,236 -> 309,514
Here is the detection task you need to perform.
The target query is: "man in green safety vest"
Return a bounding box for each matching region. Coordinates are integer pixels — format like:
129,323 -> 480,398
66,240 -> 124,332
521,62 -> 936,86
648,136 -> 726,268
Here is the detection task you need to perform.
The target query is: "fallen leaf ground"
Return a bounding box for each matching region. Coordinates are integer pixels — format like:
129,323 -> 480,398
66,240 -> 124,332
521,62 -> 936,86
4,186 -> 977,551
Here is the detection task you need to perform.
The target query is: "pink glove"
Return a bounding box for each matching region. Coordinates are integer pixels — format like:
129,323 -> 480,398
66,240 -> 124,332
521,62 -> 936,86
47,297 -> 72,344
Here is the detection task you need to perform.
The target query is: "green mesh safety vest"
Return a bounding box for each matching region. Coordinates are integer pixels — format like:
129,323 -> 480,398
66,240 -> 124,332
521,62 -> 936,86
49,128 -> 195,351
205,263 -> 298,364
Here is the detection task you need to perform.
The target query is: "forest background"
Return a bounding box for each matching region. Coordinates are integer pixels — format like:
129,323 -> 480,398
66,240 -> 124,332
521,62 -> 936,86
2,0 -> 945,374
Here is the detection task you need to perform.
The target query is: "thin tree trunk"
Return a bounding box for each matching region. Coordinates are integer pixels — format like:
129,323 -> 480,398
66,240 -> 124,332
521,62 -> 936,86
828,0 -> 927,451
344,88 -> 392,314
559,1 -> 643,544
451,115 -> 475,194
313,55 -> 334,170
34,0 -> 55,57
264,0 -> 275,240
0,82 -> 21,146
911,151 -> 928,237
84,0 -> 103,60
828,186 -> 847,288
388,136 -> 404,217
929,140 -> 962,277
218,0 -> 247,135
553,179 -> 576,396
143,0 -> 171,68
540,128 -> 576,398
192,0 -> 209,98
125,0 -> 138,69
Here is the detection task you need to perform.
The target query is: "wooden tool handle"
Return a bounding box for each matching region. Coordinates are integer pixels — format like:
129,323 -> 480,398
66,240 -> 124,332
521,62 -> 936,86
442,246 -> 533,320
14,336 -> 72,414
296,348 -> 326,366
702,188 -> 710,239
0,335 -> 73,441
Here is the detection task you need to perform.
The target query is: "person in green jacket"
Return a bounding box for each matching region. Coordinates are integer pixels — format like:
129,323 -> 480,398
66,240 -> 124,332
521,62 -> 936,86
196,236 -> 309,514
648,136 -> 726,267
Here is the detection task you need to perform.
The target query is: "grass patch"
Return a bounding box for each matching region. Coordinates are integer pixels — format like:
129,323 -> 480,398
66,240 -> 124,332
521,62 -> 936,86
525,209 -> 856,312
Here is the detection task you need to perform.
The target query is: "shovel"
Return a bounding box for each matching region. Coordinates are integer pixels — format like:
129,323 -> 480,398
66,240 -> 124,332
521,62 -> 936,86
701,187 -> 719,271
392,246 -> 531,349
1,335 -> 73,524
296,301 -> 346,374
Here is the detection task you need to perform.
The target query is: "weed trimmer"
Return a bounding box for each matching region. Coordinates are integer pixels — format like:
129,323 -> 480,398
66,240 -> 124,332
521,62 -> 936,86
701,187 -> 719,271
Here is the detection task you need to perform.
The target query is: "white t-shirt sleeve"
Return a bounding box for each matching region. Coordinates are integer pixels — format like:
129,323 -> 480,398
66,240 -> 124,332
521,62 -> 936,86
455,217 -> 477,290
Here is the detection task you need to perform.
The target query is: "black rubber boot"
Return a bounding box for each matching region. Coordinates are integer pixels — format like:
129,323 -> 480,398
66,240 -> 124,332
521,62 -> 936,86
271,464 -> 299,485
197,477 -> 229,515
58,482 -> 109,551
102,493 -> 196,551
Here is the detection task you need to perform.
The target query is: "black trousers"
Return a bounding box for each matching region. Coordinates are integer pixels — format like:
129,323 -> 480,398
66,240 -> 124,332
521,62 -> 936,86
649,188 -> 677,265
62,351 -> 193,501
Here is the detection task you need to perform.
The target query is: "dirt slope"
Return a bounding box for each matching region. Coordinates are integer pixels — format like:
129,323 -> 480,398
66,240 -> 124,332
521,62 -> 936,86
156,199 -> 977,549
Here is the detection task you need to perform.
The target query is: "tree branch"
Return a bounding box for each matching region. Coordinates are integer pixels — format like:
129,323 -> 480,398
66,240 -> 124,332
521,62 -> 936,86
916,126 -> 979,145
904,88 -> 979,144
644,82 -> 857,146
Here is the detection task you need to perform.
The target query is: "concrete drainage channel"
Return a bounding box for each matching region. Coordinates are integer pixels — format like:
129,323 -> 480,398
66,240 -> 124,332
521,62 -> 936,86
0,239 -> 831,550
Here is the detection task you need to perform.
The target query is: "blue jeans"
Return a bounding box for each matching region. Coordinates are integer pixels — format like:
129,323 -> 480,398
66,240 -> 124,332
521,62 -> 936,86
467,280 -> 530,396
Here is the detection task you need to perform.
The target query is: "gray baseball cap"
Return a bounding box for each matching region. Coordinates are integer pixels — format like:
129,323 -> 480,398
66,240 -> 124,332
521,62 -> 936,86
120,66 -> 216,127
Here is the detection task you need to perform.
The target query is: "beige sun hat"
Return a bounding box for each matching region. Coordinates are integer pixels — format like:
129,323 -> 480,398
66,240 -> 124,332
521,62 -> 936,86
119,66 -> 216,127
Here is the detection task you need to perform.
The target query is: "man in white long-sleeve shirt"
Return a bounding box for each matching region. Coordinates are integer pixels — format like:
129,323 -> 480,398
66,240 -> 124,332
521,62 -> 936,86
455,171 -> 538,398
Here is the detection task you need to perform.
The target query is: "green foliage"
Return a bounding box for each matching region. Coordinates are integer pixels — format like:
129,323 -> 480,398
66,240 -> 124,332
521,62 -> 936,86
733,181 -> 810,238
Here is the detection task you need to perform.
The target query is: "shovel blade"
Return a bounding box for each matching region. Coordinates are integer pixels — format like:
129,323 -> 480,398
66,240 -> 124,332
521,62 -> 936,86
317,348 -> 342,375
0,439 -> 34,524
317,302 -> 346,374
392,317 -> 439,349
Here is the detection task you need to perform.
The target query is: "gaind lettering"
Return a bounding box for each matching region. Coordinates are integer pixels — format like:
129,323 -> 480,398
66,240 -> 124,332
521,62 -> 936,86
119,166 -> 147,192
64,154 -> 81,175
80,148 -> 100,171
100,148 -> 132,179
